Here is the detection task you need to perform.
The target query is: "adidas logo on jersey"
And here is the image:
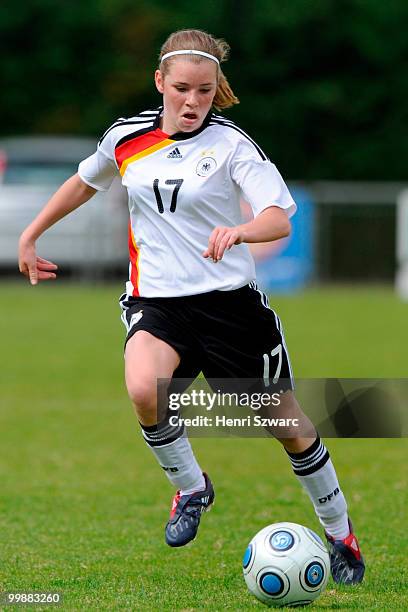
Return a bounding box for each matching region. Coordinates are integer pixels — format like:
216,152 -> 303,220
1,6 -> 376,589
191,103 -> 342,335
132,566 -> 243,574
167,147 -> 182,159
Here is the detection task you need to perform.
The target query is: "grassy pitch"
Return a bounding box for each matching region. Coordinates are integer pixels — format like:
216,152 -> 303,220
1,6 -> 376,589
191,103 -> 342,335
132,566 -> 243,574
0,283 -> 407,610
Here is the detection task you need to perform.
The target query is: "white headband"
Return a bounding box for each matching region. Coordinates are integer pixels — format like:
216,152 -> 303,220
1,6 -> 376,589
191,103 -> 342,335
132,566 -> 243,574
161,50 -> 220,65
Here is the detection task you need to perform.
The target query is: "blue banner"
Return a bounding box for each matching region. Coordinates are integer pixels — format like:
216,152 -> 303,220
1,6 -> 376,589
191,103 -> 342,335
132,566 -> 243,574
247,187 -> 315,293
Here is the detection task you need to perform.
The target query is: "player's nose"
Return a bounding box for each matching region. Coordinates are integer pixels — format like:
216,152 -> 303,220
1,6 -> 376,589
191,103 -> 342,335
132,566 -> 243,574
186,90 -> 199,107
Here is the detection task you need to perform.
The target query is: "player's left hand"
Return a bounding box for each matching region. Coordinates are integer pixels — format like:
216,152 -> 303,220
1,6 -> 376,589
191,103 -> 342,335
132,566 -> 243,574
203,226 -> 245,262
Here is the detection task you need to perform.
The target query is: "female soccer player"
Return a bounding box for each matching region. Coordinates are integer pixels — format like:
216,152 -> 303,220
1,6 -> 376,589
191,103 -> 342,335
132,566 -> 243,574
19,29 -> 364,584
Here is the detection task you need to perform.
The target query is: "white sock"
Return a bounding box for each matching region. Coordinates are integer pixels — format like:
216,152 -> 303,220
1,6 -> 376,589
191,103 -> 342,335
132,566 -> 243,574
140,415 -> 205,495
286,436 -> 350,540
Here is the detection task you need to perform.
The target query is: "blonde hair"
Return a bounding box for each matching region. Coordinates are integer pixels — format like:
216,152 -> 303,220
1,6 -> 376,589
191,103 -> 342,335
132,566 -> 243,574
158,29 -> 239,111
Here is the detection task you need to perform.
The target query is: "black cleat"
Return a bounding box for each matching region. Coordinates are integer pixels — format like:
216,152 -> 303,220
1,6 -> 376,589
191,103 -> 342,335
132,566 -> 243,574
165,473 -> 215,547
325,520 -> 365,584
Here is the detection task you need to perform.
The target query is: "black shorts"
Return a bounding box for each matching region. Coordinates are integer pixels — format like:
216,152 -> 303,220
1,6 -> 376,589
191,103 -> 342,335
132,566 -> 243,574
119,282 -> 293,392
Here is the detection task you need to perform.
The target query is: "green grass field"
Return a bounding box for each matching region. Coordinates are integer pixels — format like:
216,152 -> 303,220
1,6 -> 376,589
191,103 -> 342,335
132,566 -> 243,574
1,282 -> 407,610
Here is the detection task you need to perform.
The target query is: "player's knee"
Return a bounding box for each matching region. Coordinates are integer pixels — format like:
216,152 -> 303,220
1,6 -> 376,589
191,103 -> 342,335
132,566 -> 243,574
126,379 -> 157,414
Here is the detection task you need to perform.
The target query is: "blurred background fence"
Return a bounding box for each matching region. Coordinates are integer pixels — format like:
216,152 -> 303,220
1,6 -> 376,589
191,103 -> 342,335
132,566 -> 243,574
1,0 -> 407,291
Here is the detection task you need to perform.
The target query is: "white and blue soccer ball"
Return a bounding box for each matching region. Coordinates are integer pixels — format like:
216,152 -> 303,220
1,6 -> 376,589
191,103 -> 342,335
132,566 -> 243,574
243,522 -> 330,607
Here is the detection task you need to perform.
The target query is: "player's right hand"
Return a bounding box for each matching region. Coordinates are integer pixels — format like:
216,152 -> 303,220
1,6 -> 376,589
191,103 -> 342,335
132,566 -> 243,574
18,238 -> 58,285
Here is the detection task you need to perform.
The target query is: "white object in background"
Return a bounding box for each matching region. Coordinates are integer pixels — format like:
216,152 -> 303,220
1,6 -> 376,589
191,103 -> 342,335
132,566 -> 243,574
396,189 -> 408,300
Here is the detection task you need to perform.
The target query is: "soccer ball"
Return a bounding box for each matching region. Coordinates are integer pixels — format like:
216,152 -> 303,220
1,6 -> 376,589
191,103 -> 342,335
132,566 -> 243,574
243,522 -> 330,607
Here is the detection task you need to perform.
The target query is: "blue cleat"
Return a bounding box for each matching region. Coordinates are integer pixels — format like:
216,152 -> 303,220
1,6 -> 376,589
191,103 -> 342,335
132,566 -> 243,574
325,520 -> 365,584
165,473 -> 215,547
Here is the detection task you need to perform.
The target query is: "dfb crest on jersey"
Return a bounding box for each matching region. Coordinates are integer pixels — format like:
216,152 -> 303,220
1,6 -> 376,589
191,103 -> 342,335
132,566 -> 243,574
196,157 -> 217,177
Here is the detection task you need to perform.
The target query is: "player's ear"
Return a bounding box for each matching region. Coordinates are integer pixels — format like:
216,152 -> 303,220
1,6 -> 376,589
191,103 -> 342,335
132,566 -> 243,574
155,69 -> 164,94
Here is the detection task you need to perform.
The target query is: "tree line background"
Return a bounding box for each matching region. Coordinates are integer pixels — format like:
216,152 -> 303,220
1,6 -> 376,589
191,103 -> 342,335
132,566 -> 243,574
1,0 -> 407,180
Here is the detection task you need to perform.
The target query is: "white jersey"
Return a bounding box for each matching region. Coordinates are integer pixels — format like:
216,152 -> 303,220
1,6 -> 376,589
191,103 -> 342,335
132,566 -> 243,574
78,107 -> 296,297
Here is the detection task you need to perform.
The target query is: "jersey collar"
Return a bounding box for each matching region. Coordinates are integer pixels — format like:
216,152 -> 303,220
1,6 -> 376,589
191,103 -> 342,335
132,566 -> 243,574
153,107 -> 213,141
